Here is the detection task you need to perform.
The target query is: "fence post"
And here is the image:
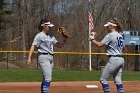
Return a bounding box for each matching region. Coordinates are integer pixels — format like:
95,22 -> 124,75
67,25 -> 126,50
134,45 -> 140,71
96,54 -> 99,70
37,53 -> 39,70
80,54 -> 82,70
66,54 -> 69,70
6,52 -> 9,69
126,55 -> 129,71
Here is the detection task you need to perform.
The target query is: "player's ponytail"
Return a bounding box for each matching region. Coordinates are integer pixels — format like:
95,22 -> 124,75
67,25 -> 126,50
110,18 -> 124,33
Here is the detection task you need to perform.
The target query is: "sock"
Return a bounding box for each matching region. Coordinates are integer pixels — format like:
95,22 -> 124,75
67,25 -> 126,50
41,81 -> 50,93
101,83 -> 110,93
116,84 -> 124,93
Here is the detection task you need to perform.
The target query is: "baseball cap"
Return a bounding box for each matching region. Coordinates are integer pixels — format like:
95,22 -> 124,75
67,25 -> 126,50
104,22 -> 117,27
41,22 -> 54,27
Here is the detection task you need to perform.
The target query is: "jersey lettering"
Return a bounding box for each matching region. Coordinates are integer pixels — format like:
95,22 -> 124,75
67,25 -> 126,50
116,37 -> 123,49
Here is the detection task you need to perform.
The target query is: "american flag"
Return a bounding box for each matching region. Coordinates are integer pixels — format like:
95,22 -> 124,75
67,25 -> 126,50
88,2 -> 94,31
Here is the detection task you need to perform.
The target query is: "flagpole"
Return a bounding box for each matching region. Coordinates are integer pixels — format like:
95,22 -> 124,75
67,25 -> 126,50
89,28 -> 92,71
89,0 -> 92,71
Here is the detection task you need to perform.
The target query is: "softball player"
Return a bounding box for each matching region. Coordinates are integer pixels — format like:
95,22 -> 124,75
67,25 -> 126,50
89,18 -> 124,93
27,19 -> 68,93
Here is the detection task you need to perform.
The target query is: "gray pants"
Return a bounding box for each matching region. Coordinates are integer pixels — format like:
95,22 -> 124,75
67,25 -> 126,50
100,57 -> 124,84
38,54 -> 54,82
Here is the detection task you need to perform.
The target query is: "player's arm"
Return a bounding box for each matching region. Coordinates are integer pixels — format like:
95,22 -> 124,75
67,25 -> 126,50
55,37 -> 67,48
91,40 -> 105,47
89,32 -> 106,47
55,26 -> 69,48
27,45 -> 35,64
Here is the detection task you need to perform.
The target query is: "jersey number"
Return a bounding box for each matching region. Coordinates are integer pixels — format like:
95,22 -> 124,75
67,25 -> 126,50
117,37 -> 123,48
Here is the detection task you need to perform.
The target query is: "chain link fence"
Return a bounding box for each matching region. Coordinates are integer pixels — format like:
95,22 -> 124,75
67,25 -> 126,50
0,51 -> 140,71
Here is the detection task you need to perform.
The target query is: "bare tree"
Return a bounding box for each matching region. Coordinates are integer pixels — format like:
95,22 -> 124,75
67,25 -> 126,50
1,0 -> 140,70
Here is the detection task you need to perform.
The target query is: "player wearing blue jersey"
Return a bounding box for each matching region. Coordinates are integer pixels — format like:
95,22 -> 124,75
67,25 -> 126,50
27,19 -> 68,93
89,18 -> 124,93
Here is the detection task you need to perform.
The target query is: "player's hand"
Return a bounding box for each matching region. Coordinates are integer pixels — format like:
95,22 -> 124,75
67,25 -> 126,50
27,58 -> 32,64
89,32 -> 96,40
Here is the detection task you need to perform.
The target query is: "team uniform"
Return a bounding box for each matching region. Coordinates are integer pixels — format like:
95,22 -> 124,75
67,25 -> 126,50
32,32 -> 57,93
100,31 -> 124,93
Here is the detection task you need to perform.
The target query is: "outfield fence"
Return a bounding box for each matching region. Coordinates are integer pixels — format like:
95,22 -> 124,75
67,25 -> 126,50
0,51 -> 140,71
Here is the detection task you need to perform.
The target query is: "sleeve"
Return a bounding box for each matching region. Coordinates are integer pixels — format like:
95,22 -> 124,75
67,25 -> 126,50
52,36 -> 58,45
101,34 -> 111,45
32,34 -> 42,47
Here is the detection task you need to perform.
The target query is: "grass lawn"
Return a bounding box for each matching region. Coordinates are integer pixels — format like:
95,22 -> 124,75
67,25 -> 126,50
0,68 -> 140,82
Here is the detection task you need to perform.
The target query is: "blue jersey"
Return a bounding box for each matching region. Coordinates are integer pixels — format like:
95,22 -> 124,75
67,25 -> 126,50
101,31 -> 124,55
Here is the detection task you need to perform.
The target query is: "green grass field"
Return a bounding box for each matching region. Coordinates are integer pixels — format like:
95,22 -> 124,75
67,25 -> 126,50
0,69 -> 140,82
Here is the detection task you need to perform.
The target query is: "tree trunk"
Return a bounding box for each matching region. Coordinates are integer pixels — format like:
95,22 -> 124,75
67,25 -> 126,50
21,0 -> 26,57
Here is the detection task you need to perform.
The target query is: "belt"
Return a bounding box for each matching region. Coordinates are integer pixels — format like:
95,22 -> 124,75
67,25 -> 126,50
38,53 -> 54,56
108,55 -> 123,58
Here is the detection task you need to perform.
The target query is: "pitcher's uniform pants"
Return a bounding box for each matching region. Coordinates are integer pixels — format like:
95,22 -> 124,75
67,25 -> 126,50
100,57 -> 124,93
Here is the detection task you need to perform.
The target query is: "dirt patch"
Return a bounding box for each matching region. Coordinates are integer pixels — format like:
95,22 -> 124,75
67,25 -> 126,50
0,81 -> 140,93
